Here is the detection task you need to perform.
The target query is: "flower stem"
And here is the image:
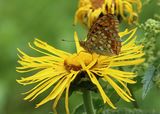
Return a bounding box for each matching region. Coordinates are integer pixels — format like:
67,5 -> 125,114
82,90 -> 95,114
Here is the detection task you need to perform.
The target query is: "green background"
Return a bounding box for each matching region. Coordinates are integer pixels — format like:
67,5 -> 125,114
0,0 -> 159,114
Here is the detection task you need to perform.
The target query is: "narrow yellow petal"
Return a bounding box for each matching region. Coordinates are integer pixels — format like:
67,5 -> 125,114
111,59 -> 145,67
86,57 -> 98,69
104,69 -> 136,78
22,77 -> 51,94
78,58 -> 87,70
118,80 -> 132,96
24,78 -> 54,101
25,75 -> 65,101
36,73 -> 74,107
113,53 -> 144,61
65,84 -> 70,114
122,28 -> 137,45
119,29 -> 129,37
52,90 -> 64,114
16,67 -> 40,73
119,0 -> 126,19
108,75 -> 136,84
52,71 -> 79,112
17,68 -> 67,85
36,77 -> 67,107
74,32 -> 84,53
104,76 -> 134,102
28,42 -> 54,57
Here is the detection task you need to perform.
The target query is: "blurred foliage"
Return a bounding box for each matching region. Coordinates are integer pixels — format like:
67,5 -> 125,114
140,17 -> 160,98
0,0 -> 160,114
101,108 -> 160,114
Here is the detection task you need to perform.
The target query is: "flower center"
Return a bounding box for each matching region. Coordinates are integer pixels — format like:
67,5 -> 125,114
64,52 -> 96,71
91,0 -> 104,9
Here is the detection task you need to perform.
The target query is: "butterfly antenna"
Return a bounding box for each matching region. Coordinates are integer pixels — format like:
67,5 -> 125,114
61,39 -> 74,42
61,39 -> 79,42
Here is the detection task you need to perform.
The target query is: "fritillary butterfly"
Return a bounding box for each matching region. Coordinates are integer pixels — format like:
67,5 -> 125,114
80,14 -> 121,55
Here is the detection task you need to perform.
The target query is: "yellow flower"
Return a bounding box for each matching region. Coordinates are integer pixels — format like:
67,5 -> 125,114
75,0 -> 142,27
17,28 -> 144,114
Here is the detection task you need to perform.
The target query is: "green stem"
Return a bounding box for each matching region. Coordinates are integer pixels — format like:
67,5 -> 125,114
82,90 -> 95,114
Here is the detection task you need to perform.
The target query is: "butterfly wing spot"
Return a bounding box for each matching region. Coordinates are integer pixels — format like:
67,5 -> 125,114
104,28 -> 109,31
103,36 -> 107,39
108,40 -> 112,44
97,31 -> 102,34
99,46 -> 104,51
99,40 -> 104,44
107,44 -> 111,48
101,33 -> 105,36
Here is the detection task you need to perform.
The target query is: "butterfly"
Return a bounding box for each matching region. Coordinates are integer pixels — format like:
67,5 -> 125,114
80,14 -> 121,55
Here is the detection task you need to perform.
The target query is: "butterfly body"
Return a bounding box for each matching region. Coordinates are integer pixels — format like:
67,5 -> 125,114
80,14 -> 121,55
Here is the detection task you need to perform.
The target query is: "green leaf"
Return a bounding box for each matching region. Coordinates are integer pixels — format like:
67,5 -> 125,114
142,65 -> 156,99
102,108 -> 160,114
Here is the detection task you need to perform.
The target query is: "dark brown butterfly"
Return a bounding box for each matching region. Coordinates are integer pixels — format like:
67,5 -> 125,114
80,14 -> 121,55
